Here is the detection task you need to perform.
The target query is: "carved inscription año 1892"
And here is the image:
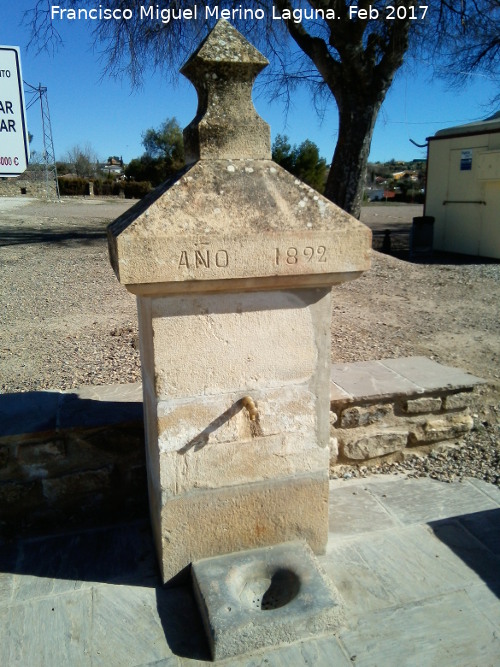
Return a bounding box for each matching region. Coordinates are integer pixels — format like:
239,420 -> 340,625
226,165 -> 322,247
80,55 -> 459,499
275,246 -> 327,265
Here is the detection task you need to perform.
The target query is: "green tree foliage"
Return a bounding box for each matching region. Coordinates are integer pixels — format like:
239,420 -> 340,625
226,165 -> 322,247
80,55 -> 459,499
142,118 -> 184,161
272,135 -> 294,173
125,117 -> 184,186
272,134 -> 327,193
55,161 -> 71,175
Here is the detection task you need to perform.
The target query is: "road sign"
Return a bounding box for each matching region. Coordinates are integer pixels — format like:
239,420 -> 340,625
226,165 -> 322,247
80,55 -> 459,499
0,46 -> 30,176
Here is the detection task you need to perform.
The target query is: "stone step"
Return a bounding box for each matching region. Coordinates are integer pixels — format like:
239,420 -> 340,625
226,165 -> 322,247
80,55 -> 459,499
331,356 -> 485,403
330,356 -> 486,465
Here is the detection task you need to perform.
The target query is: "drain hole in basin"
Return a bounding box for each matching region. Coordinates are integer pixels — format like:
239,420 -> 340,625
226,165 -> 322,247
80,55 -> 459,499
261,569 -> 300,610
239,567 -> 301,611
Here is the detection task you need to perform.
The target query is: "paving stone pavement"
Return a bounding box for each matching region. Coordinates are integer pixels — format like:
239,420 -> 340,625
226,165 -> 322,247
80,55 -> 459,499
1,475 -> 499,666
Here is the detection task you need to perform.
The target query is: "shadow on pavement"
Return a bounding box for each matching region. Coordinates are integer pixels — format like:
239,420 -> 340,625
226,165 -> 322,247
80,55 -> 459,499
156,585 -> 212,661
0,520 -> 157,586
0,519 -> 211,660
0,225 -> 108,247
429,508 -> 500,599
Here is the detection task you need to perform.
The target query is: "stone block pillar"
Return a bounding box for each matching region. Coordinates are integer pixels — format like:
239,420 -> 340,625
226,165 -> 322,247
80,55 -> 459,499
108,20 -> 371,583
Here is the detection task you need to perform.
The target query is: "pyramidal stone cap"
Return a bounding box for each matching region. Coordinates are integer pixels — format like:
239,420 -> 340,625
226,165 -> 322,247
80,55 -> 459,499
107,20 -> 371,294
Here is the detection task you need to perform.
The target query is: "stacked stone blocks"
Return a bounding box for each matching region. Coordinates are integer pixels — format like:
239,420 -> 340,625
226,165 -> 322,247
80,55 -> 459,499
107,20 -> 370,582
0,384 -> 145,533
0,169 -> 56,198
330,357 -> 483,465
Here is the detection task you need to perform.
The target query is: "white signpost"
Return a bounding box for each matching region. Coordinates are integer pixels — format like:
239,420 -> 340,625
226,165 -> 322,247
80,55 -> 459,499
0,46 -> 30,176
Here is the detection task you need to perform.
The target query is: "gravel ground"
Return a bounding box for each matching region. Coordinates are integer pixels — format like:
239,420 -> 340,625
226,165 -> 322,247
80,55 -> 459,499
1,198 -> 141,391
1,197 -> 499,485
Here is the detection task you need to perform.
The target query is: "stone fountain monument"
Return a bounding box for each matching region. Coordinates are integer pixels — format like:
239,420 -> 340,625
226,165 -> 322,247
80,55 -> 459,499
108,20 -> 371,588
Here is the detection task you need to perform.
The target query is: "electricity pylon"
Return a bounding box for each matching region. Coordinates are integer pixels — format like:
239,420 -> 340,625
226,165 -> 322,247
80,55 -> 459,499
24,82 -> 60,201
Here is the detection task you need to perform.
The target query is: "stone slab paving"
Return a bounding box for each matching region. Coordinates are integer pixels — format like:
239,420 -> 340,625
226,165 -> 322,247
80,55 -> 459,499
379,357 -> 487,392
0,390 -> 61,437
338,590 -> 499,667
331,360 -> 419,401
1,475 -> 499,666
330,356 -> 485,402
364,475 -> 499,525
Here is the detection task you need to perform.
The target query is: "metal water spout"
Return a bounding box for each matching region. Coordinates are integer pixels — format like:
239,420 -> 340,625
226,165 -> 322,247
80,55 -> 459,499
242,396 -> 259,421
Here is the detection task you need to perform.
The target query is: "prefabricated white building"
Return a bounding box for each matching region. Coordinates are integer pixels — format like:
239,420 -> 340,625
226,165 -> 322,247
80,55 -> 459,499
425,113 -> 500,259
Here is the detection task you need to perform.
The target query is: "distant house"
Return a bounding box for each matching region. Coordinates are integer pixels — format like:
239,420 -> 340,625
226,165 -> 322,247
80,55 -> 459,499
425,112 -> 500,258
101,156 -> 124,176
392,170 -> 419,182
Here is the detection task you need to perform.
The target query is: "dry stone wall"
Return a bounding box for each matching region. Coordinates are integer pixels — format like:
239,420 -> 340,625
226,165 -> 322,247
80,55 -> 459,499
0,384 -> 146,536
0,170 -> 56,198
330,357 -> 484,468
331,390 -> 475,465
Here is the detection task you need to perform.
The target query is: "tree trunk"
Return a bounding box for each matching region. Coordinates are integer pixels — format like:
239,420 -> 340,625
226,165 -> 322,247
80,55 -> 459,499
324,98 -> 382,219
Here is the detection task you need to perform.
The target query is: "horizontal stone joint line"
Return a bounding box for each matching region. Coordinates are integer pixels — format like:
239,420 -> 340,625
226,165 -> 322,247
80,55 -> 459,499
363,488 -> 407,527
164,470 -> 328,502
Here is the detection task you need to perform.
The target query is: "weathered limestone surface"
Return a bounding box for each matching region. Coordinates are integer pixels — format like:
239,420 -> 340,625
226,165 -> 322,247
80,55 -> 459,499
405,397 -> 442,414
149,290 -> 321,399
159,475 -> 330,579
107,22 -> 370,293
340,403 -> 394,428
444,392 -> 474,411
108,20 -> 371,582
192,541 -> 344,661
408,415 -> 474,445
108,160 -> 370,289
181,14 -> 271,163
340,430 -> 409,461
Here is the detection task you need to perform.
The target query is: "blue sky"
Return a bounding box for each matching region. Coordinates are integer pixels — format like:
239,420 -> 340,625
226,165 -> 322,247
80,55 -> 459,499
1,2 -> 498,166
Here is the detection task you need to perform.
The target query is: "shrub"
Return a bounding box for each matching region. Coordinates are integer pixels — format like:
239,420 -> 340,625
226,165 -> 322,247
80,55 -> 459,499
122,181 -> 152,199
57,177 -> 88,196
57,178 -> 152,199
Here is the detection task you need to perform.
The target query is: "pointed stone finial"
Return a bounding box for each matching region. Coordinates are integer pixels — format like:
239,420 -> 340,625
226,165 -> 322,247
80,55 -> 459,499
181,20 -> 271,163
